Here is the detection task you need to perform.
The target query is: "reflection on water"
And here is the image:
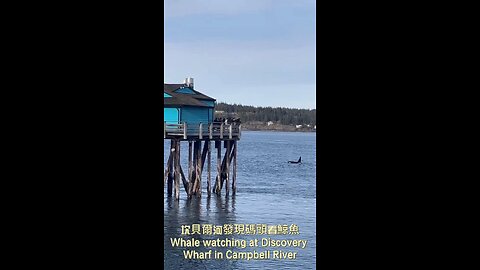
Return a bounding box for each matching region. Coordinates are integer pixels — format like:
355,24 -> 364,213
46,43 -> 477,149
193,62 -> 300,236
164,132 -> 316,270
164,195 -> 240,270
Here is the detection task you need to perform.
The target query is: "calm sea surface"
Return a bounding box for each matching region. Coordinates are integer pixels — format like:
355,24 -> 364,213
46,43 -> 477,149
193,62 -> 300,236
164,131 -> 316,270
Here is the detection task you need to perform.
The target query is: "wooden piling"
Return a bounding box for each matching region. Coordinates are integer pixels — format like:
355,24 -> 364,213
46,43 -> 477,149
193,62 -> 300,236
188,141 -> 193,197
207,140 -> 211,197
167,140 -> 174,196
174,140 -> 180,200
215,141 -> 222,194
233,140 -> 237,194
226,140 -> 231,196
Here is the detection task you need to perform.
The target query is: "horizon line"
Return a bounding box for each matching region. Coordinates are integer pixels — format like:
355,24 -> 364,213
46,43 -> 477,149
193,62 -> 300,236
216,101 -> 316,110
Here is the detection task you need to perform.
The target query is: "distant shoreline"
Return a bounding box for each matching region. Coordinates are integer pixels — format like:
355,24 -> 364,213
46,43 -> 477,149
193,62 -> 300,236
215,103 -> 316,132
241,124 -> 316,133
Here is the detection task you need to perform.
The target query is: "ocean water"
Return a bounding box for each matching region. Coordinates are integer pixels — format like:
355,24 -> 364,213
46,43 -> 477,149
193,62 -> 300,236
164,131 -> 317,269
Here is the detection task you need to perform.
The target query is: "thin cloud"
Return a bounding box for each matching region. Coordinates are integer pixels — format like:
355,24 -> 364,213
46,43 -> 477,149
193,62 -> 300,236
164,40 -> 316,86
164,0 -> 275,18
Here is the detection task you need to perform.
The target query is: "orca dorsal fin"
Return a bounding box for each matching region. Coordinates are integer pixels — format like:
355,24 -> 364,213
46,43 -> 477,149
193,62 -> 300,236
298,157 -> 302,163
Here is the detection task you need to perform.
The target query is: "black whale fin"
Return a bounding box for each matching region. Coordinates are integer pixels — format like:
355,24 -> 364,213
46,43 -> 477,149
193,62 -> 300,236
288,157 -> 302,164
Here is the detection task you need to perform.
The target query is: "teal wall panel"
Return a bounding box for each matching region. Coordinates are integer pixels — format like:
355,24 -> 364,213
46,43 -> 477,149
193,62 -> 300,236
164,108 -> 179,123
180,107 -> 213,124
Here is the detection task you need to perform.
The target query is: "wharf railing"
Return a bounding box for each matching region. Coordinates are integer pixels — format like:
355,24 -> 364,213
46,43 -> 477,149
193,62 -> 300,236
164,122 -> 242,140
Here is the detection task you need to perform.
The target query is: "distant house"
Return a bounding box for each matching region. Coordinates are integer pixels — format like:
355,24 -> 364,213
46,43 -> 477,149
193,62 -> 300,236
164,78 -> 216,125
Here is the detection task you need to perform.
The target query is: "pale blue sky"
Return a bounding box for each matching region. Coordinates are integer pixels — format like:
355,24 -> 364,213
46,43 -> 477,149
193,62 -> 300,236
164,0 -> 316,109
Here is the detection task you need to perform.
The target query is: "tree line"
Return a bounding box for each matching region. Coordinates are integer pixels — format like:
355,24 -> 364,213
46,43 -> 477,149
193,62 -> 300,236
215,102 -> 316,126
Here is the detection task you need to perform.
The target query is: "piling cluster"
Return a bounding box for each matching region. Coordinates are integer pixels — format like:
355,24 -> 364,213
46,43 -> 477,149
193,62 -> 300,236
164,122 -> 240,200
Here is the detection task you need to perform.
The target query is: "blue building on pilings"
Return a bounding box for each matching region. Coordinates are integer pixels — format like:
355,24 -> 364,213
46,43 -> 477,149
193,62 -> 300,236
164,78 -> 216,125
164,78 -> 240,200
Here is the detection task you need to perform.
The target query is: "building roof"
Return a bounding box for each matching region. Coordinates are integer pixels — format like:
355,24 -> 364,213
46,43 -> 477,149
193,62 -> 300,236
164,84 -> 216,107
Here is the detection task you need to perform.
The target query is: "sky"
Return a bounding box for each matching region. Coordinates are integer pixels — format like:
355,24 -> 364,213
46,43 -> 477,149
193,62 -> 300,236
164,0 -> 316,109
